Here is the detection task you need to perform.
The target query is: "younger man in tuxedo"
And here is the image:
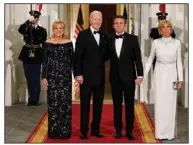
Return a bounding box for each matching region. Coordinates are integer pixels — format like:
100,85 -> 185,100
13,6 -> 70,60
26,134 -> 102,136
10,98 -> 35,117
107,15 -> 143,140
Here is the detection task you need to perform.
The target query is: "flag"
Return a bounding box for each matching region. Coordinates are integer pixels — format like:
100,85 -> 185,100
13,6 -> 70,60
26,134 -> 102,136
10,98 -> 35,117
123,4 -> 128,20
159,4 -> 165,13
36,4 -> 43,12
73,4 -> 84,98
74,4 -> 84,39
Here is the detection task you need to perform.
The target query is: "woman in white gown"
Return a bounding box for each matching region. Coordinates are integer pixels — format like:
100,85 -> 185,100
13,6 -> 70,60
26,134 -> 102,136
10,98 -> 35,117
144,20 -> 183,140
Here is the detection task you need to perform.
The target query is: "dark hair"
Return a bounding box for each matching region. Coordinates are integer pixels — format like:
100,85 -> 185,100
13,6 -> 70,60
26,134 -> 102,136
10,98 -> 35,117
113,15 -> 127,24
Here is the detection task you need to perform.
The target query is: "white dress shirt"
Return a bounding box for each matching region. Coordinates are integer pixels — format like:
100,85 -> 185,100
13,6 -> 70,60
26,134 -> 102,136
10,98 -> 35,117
115,32 -> 124,58
90,26 -> 100,45
115,31 -> 143,78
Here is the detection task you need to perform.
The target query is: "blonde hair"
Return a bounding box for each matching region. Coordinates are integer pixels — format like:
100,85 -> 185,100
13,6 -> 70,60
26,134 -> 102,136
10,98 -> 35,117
158,20 -> 173,34
51,20 -> 66,38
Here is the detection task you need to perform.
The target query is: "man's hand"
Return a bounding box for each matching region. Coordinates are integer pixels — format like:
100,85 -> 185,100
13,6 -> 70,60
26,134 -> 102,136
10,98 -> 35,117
135,78 -> 143,86
75,75 -> 84,85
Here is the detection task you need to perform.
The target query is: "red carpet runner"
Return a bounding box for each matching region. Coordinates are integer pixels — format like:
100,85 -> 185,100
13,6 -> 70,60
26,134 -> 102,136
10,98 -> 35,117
26,103 -> 161,143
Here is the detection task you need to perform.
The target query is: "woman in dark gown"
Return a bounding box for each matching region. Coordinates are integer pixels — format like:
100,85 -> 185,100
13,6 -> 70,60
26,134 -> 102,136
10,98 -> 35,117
42,20 -> 73,139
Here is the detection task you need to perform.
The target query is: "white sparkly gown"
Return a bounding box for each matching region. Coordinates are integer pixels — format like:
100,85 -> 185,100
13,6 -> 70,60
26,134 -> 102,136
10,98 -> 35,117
144,37 -> 183,140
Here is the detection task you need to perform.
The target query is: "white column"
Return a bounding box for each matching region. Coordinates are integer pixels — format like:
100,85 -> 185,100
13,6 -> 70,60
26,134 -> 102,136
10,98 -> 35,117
183,46 -> 188,108
136,4 -> 150,103
183,4 -> 189,108
58,4 -> 64,20
5,4 -> 31,105
148,4 -> 159,104
5,39 -> 13,106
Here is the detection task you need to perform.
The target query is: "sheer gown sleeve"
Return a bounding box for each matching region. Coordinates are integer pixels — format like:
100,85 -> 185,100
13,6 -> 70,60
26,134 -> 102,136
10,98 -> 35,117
42,43 -> 49,79
144,40 -> 156,79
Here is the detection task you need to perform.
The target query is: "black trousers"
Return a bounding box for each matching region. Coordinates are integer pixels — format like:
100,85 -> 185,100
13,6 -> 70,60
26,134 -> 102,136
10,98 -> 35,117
110,77 -> 135,134
23,63 -> 41,104
80,83 -> 104,135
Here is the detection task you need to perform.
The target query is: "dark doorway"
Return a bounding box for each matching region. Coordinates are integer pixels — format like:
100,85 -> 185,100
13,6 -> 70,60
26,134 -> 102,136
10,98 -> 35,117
89,4 -> 116,34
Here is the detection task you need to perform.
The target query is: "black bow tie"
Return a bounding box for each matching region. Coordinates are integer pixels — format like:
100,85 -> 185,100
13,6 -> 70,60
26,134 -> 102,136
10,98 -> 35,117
94,31 -> 100,34
115,34 -> 124,39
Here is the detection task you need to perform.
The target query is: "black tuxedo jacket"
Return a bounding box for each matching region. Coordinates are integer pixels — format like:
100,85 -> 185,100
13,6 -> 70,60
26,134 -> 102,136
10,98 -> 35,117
107,32 -> 143,84
74,28 -> 108,85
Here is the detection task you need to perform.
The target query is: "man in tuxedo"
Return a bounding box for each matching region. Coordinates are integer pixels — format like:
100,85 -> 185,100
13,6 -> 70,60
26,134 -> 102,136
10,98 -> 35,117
74,10 -> 108,139
107,15 -> 143,140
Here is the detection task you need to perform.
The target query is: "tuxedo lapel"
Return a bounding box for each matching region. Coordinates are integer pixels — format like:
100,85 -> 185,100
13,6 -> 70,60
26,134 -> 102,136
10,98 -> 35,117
99,34 -> 102,47
88,28 -> 99,47
112,35 -> 118,58
119,33 -> 127,59
99,33 -> 106,53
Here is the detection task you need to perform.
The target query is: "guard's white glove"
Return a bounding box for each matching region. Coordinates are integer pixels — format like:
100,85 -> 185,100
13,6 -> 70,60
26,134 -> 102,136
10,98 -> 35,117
29,16 -> 34,22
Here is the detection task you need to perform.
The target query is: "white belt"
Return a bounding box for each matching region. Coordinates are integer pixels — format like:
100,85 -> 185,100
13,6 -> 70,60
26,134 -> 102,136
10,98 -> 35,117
156,60 -> 176,64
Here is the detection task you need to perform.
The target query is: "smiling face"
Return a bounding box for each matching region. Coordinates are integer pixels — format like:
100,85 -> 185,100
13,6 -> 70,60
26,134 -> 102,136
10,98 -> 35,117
89,11 -> 102,30
158,20 -> 173,38
52,21 -> 65,38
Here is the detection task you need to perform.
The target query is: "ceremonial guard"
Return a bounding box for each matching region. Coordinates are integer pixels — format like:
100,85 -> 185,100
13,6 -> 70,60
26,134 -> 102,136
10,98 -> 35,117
18,10 -> 47,106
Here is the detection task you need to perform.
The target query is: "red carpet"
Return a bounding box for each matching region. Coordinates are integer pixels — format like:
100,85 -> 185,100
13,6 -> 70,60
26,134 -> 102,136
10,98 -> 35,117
26,103 -> 161,143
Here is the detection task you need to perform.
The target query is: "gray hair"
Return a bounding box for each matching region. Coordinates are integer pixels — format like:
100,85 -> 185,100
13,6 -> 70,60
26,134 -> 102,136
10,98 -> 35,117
89,10 -> 102,19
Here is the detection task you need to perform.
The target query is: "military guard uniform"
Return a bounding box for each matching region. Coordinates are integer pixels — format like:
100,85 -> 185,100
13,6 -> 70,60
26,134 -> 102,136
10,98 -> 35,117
149,12 -> 176,70
18,10 -> 47,106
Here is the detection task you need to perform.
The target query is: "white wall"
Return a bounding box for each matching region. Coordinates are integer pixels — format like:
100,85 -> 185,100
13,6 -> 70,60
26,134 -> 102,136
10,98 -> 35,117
5,4 -> 188,107
136,4 -> 188,107
5,4 -> 59,106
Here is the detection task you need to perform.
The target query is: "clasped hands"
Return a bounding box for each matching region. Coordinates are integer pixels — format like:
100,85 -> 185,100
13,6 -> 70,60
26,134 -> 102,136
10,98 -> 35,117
135,78 -> 143,86
75,75 -> 84,85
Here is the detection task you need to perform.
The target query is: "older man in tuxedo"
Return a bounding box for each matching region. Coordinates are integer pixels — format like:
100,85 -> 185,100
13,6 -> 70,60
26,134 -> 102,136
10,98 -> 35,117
74,10 -> 108,139
107,15 -> 143,140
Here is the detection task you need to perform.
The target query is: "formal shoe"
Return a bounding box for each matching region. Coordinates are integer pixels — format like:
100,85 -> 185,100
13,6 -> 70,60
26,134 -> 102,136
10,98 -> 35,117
80,134 -> 87,139
126,133 -> 135,140
115,132 -> 122,139
91,132 -> 104,138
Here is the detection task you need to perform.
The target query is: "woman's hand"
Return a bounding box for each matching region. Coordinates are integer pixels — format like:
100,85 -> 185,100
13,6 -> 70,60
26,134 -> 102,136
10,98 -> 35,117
177,82 -> 183,89
42,79 -> 48,88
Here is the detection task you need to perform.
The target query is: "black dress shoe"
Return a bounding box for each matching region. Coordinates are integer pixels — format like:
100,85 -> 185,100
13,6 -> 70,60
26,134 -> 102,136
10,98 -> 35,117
91,132 -> 104,138
126,133 -> 135,140
80,134 -> 87,139
115,132 -> 122,139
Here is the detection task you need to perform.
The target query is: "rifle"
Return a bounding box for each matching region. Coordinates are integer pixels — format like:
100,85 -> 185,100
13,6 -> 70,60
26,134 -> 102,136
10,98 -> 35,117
29,4 -> 35,58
